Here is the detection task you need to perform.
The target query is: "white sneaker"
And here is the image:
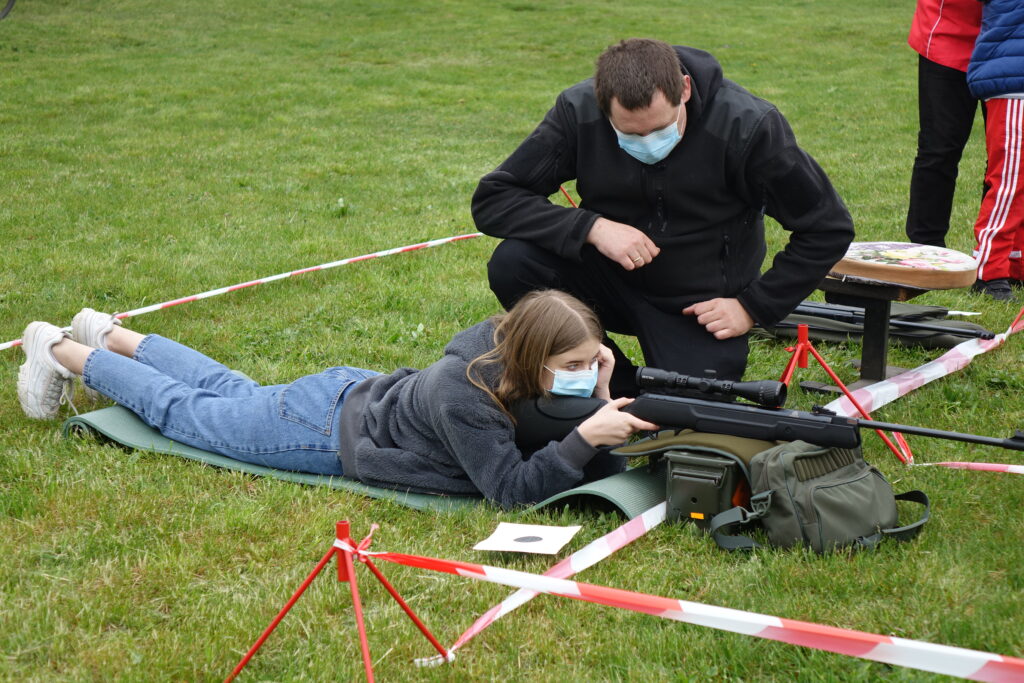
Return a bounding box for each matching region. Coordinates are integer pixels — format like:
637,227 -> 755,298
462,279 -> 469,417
71,308 -> 121,400
17,322 -> 75,420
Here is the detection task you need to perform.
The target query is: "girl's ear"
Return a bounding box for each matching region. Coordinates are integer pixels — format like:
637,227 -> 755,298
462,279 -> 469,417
538,364 -> 553,392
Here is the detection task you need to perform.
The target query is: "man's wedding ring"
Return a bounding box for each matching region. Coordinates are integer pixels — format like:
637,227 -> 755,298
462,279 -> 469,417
632,256 -> 643,263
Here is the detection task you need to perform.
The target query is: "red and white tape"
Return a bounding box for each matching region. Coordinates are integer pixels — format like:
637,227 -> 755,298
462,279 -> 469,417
338,539 -> 1024,681
822,310 -> 1024,419
416,502 -> 667,666
920,462 -> 1024,474
0,232 -> 483,351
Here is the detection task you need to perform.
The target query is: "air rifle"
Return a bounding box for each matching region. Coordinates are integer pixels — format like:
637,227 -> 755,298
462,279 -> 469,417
511,367 -> 1024,454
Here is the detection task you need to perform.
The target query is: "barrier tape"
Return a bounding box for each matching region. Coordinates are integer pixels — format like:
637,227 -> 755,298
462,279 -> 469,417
822,308 -> 1024,419
416,502 -> 667,666
919,462 -> 1024,475
0,232 -> 484,351
337,539 -> 1024,681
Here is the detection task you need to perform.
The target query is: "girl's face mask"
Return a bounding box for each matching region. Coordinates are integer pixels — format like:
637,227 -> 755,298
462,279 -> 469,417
545,361 -> 599,397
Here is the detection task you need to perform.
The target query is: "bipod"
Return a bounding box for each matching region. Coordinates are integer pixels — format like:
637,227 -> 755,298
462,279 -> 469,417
225,521 -> 451,683
779,323 -> 914,464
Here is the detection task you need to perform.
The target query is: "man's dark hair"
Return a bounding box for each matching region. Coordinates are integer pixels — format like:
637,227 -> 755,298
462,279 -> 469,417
594,38 -> 684,115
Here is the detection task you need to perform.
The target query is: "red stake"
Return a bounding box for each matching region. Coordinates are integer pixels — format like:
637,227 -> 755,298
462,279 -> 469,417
340,535 -> 375,682
224,545 -> 338,683
1010,305 -> 1024,332
226,522 -> 449,682
780,324 -> 913,464
360,556 -> 451,660
559,185 -> 578,208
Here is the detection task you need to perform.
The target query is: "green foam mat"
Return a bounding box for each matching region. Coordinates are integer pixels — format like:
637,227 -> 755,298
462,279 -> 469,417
62,406 -> 665,519
529,460 -> 665,519
62,406 -> 478,512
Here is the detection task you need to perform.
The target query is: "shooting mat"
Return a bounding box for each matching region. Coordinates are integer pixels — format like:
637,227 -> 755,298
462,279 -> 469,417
63,406 -> 663,518
62,406 -> 478,512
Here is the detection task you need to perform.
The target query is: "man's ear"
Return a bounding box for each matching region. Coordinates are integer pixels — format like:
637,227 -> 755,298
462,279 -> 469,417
681,75 -> 692,104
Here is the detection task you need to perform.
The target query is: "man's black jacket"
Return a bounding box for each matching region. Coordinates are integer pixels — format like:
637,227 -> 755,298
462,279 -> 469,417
472,45 -> 855,327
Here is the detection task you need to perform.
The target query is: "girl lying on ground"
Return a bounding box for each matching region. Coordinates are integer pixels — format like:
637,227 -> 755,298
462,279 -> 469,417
17,290 -> 657,508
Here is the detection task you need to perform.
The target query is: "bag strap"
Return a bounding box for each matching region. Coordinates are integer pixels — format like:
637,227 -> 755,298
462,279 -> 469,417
881,490 -> 931,542
852,490 -> 931,550
708,491 -> 773,551
709,489 -> 929,552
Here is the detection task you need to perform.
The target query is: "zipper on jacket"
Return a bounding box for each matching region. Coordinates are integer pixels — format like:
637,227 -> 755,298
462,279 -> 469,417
721,234 -> 733,292
641,165 -> 653,232
653,164 -> 667,232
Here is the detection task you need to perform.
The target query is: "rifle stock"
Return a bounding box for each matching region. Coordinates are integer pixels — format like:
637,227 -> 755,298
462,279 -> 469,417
624,394 -> 863,449
511,391 -> 1024,454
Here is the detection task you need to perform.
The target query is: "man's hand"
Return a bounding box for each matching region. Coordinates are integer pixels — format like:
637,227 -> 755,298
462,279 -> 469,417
586,217 -> 660,271
682,298 -> 754,339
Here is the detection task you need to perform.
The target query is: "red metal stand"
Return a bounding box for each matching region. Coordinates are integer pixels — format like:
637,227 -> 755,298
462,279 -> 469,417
780,324 -> 914,464
225,521 -> 450,682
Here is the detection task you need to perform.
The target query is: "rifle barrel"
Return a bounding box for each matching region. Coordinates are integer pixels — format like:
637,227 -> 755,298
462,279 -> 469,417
855,419 -> 1024,451
629,393 -> 1024,454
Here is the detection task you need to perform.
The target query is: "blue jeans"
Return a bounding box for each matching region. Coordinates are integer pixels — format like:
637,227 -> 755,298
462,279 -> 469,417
82,334 -> 380,475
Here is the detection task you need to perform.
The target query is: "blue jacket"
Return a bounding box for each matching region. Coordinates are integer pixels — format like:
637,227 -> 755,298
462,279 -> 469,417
967,0 -> 1024,100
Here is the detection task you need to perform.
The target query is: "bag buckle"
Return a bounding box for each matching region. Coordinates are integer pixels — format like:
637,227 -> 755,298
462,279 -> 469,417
741,490 -> 772,522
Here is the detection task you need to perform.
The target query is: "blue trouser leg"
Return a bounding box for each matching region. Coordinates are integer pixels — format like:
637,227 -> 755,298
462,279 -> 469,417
128,333 -> 265,396
82,335 -> 380,475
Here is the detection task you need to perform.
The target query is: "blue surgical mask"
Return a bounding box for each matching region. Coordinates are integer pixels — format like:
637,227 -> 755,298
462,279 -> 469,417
545,361 -> 599,398
612,106 -> 683,165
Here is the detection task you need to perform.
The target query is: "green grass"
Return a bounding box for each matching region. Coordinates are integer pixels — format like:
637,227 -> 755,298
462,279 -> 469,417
2,0 -> 1022,680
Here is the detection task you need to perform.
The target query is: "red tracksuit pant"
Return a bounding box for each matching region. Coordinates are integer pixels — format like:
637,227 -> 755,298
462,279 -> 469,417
974,97 -> 1024,281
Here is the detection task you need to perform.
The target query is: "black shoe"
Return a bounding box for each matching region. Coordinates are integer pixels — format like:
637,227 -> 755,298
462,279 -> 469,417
971,278 -> 1016,301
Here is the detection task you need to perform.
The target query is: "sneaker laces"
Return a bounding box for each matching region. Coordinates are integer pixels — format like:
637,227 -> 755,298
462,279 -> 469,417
59,378 -> 78,416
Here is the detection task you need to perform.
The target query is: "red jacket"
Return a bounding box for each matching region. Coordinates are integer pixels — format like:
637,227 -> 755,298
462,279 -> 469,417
908,0 -> 982,72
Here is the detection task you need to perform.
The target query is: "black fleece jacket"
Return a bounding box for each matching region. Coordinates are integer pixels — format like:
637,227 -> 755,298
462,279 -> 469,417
337,321 -> 625,509
472,45 -> 854,327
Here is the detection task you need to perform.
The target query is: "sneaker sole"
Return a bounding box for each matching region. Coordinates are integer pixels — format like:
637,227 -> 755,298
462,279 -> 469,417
18,321 -> 74,420
17,357 -> 64,419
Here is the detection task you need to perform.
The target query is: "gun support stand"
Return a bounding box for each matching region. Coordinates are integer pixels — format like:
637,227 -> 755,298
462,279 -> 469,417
780,324 -> 914,464
225,521 -> 451,683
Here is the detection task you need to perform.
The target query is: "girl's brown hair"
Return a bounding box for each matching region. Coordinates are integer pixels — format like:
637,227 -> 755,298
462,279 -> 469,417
467,290 -> 603,415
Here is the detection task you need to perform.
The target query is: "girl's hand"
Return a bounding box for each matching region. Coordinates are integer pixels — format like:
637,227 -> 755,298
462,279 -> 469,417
577,397 -> 658,447
594,344 -> 615,400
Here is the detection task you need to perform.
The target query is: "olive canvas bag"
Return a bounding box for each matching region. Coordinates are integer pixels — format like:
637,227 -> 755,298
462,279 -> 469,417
709,440 -> 930,553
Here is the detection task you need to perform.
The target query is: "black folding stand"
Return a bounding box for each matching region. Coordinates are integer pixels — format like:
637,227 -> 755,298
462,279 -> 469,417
800,276 -> 929,395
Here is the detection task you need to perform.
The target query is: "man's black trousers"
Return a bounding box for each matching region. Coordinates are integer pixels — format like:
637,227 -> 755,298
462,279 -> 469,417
487,239 -> 749,397
906,55 -> 981,247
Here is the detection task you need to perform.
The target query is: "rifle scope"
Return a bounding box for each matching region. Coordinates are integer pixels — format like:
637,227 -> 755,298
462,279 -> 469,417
635,367 -> 787,409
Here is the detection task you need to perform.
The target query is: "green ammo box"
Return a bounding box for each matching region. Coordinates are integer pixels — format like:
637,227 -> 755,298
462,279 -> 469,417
613,430 -> 778,530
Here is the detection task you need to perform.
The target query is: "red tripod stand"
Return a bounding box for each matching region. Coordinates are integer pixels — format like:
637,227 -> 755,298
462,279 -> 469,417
225,521 -> 450,682
780,324 -> 913,464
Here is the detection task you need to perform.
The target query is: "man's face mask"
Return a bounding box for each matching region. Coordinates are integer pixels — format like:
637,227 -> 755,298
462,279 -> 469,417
612,105 -> 683,165
545,361 -> 599,398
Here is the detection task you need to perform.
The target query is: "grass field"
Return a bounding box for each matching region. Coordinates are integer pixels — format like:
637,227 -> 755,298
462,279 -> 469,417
2,1 -> 1023,680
